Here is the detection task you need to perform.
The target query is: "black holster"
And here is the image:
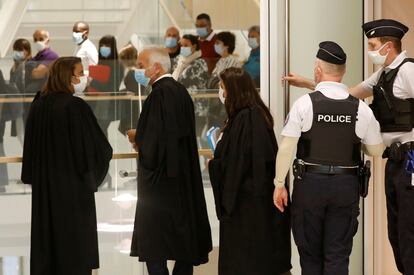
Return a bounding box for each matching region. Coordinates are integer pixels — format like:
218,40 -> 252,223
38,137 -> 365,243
293,159 -> 305,180
358,160 -> 371,198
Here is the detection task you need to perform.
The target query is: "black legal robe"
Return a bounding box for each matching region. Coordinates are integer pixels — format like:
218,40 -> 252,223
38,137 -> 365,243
209,107 -> 292,275
21,92 -> 113,275
130,76 -> 212,265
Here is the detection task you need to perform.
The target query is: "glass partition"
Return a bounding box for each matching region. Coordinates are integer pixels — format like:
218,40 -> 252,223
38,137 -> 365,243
0,0 -> 260,274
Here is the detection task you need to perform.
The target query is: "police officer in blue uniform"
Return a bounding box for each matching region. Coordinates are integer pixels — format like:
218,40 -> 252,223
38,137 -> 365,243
274,41 -> 384,275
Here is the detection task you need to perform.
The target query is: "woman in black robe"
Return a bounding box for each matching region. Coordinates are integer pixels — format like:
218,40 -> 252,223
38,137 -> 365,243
21,57 -> 113,275
209,67 -> 292,275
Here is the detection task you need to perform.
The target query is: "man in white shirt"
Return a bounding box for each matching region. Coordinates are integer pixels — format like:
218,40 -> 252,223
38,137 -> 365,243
72,21 -> 98,74
283,19 -> 414,274
275,41 -> 383,275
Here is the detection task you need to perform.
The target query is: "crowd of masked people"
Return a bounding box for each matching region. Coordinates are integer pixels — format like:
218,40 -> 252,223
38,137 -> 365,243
1,13 -> 260,131
0,13 -> 260,187
0,12 -> 260,188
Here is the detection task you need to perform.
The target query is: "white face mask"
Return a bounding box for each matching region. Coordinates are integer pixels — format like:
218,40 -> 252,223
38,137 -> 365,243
72,76 -> 87,94
219,87 -> 226,104
34,41 -> 47,52
367,42 -> 390,65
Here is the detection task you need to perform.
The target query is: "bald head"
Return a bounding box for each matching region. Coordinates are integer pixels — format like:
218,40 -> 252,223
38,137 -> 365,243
165,27 -> 180,39
73,21 -> 90,33
33,30 -> 49,43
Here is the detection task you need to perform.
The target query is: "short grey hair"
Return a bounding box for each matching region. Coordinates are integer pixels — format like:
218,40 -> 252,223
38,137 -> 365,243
144,46 -> 171,73
248,25 -> 260,35
315,58 -> 346,76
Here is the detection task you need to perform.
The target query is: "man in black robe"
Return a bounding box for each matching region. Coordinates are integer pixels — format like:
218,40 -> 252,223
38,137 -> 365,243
128,47 -> 212,275
21,89 -> 112,275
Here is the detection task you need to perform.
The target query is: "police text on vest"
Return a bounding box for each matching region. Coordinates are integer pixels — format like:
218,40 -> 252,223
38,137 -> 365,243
317,114 -> 352,123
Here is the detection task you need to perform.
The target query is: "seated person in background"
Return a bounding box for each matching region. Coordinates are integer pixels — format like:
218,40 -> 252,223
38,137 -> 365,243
31,30 -> 59,78
0,69 -> 24,190
243,25 -> 261,88
10,39 -> 32,93
164,26 -> 181,69
9,38 -> 32,128
25,30 -> 59,93
89,35 -> 124,137
208,31 -> 242,129
173,34 -> 208,92
208,31 -> 241,89
173,34 -> 209,149
196,13 -> 220,74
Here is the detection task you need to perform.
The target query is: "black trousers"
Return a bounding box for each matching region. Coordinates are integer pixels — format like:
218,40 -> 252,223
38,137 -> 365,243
292,173 -> 360,275
146,261 -> 193,275
385,159 -> 414,275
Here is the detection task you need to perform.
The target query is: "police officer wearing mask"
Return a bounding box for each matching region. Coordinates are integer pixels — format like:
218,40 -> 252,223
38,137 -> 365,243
283,19 -> 414,274
274,41 -> 384,275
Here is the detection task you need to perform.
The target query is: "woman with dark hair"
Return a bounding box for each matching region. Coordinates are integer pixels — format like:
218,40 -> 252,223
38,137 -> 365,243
10,38 -> 32,91
0,39 -> 32,188
173,34 -> 208,91
207,31 -> 242,131
89,34 -> 124,136
21,56 -> 112,275
208,31 -> 241,89
208,68 -> 292,275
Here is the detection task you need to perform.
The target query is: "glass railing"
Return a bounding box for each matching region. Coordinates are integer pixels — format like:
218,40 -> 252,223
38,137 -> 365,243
0,0 -> 260,274
0,89 -> 227,194
0,87 -> 224,274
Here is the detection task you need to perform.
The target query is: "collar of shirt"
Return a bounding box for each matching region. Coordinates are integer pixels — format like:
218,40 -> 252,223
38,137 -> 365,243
153,73 -> 173,85
315,81 -> 350,100
78,39 -> 93,49
32,47 -> 50,61
385,50 -> 408,71
199,31 -> 216,42
250,48 -> 260,57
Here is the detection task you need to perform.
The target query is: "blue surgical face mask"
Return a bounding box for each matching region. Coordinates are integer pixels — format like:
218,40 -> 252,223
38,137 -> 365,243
100,46 -> 111,58
134,69 -> 150,87
73,32 -> 85,45
196,27 -> 208,38
13,51 -> 25,61
248,37 -> 259,49
214,44 -> 224,56
180,47 -> 192,57
165,37 -> 178,48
